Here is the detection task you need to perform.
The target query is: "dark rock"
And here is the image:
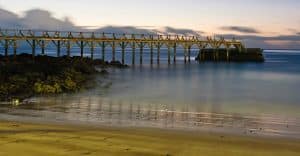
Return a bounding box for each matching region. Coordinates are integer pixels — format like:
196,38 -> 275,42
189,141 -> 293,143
99,69 -> 109,75
0,55 -> 127,102
93,59 -> 106,65
110,60 -> 122,65
109,61 -> 129,68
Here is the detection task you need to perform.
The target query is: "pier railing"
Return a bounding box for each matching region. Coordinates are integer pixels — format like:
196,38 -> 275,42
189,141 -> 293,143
0,29 -> 245,64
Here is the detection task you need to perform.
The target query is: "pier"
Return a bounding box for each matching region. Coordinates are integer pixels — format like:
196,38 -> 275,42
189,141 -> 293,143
0,29 -> 251,64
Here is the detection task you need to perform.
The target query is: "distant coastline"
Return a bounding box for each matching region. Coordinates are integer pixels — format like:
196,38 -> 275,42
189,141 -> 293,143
263,49 -> 300,51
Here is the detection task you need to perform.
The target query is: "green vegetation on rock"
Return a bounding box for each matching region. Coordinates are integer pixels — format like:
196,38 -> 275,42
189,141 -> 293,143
0,54 -> 127,101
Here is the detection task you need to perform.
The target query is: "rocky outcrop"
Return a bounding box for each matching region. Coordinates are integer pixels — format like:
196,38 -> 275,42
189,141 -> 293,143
0,54 -> 128,102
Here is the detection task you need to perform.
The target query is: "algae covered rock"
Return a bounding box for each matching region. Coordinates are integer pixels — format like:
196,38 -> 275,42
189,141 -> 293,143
0,54 -> 127,102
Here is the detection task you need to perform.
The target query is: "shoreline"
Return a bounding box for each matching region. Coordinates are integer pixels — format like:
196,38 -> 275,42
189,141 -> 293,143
0,108 -> 299,140
0,119 -> 299,156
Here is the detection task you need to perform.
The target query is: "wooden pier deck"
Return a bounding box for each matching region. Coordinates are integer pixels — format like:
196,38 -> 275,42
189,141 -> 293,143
0,29 -> 245,64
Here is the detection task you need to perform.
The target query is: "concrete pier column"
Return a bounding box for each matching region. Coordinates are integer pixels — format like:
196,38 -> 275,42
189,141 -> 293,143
216,50 -> 219,61
57,40 -> 61,57
32,39 -> 36,58
67,41 -> 71,57
226,48 -> 230,61
167,45 -> 171,64
132,42 -> 136,65
91,41 -> 94,60
112,41 -> 116,61
139,43 -> 143,64
13,40 -> 17,59
4,39 -> 8,57
101,42 -> 105,61
201,50 -> 205,61
184,47 -> 187,63
121,42 -> 125,64
213,49 -> 216,61
173,43 -> 177,63
157,46 -> 160,64
150,43 -> 153,64
80,41 -> 84,58
41,40 -> 45,55
188,46 -> 191,62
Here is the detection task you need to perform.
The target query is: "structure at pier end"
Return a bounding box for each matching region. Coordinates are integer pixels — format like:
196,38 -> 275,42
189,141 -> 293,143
195,48 -> 264,62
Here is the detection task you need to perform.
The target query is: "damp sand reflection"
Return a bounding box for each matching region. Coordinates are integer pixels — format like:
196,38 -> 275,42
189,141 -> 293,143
1,95 -> 300,139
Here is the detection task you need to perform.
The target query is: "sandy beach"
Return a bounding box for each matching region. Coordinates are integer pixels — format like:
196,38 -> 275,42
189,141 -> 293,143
0,120 -> 299,156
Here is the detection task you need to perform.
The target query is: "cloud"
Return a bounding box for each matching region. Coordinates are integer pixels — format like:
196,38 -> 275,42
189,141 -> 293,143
95,26 -> 153,34
0,8 -> 299,49
0,8 -> 202,36
0,8 -> 21,28
220,26 -> 259,34
154,26 -> 203,36
21,9 -> 78,31
219,33 -> 300,49
0,8 -> 78,31
94,26 -> 204,36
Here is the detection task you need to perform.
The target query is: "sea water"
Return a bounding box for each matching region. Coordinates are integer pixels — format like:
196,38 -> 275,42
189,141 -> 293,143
1,48 -> 300,138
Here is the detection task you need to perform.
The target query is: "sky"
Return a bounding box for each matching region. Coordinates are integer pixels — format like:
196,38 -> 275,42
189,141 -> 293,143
0,0 -> 300,48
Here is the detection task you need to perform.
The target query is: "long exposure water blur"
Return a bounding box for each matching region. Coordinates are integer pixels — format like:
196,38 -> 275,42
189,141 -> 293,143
1,48 -> 300,138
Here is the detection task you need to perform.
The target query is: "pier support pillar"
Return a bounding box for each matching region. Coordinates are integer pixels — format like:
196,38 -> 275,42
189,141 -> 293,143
188,46 -> 191,62
167,45 -> 171,64
32,39 -> 36,59
184,47 -> 187,63
101,42 -> 105,61
80,41 -> 84,58
173,43 -> 177,63
216,49 -> 219,61
150,43 -> 153,64
139,43 -> 143,64
201,50 -> 205,61
13,40 -> 17,59
4,39 -> 8,57
132,42 -> 136,65
112,41 -> 116,61
57,40 -> 61,57
226,48 -> 230,61
41,40 -> 45,55
213,49 -> 216,61
67,41 -> 71,57
121,42 -> 125,64
91,41 -> 94,60
157,46 -> 160,64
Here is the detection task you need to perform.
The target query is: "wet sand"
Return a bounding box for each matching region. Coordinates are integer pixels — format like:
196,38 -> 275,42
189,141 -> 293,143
0,120 -> 299,156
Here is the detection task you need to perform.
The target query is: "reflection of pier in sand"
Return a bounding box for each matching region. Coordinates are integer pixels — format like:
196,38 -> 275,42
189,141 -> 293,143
14,95 -> 298,138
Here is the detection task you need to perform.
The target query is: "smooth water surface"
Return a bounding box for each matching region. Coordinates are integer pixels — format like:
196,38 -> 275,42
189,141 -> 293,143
1,49 -> 300,138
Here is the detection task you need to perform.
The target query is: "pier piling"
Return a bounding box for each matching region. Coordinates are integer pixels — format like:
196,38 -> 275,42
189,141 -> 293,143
173,43 -> 177,63
80,41 -> 84,57
13,40 -> 17,58
57,40 -> 61,57
121,42 -> 126,64
150,43 -> 154,64
32,39 -> 36,58
101,42 -> 105,61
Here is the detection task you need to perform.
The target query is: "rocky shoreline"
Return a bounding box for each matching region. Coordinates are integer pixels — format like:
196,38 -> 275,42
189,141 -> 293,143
0,54 -> 128,103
